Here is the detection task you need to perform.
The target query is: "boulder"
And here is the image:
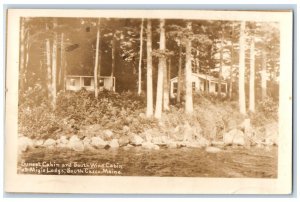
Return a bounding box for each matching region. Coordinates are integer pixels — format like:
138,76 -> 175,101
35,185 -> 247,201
68,138 -> 84,152
103,130 -> 114,140
90,136 -> 107,149
211,141 -> 225,147
118,136 -> 130,147
183,122 -> 194,142
151,136 -> 169,145
196,136 -> 210,147
185,142 -> 205,148
58,136 -> 68,144
145,133 -> 152,142
122,126 -> 130,133
69,135 -> 79,142
18,136 -> 33,152
264,123 -> 278,146
232,132 -> 245,146
129,134 -> 144,146
82,137 -> 94,150
167,142 -> 178,149
33,139 -> 44,148
109,139 -> 119,148
123,144 -> 134,150
223,129 -> 245,146
43,138 -> 56,148
205,146 -> 222,153
142,142 -> 159,150
55,136 -> 69,148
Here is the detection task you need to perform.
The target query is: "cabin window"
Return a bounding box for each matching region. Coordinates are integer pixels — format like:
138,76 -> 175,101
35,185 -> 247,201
99,78 -> 104,87
192,82 -> 196,91
173,82 -> 178,93
221,84 -> 226,93
215,83 -> 219,92
70,79 -> 76,86
84,77 -> 92,86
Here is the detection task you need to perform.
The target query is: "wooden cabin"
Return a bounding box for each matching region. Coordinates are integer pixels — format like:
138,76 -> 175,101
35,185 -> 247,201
170,73 -> 228,98
66,75 -> 115,92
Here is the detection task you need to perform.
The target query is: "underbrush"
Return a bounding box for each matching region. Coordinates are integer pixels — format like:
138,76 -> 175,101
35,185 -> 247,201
19,87 -> 278,141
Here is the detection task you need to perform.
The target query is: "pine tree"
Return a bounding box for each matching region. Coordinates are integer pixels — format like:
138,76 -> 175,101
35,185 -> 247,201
146,19 -> 153,117
238,21 -> 246,114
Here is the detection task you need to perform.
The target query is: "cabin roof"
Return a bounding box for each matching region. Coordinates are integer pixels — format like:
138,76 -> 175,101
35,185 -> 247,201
170,73 -> 227,84
66,75 -> 115,79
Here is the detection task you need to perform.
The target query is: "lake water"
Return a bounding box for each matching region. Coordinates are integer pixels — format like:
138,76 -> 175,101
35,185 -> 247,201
19,146 -> 277,178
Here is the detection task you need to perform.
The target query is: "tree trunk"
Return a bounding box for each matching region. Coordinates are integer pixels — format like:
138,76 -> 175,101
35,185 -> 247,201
163,56 -> 170,110
51,20 -> 58,109
249,36 -> 255,112
229,26 -> 234,100
154,19 -> 166,119
195,49 -> 200,73
59,33 -> 64,90
177,42 -> 182,103
19,18 -> 26,92
138,18 -> 144,96
238,21 -> 246,114
218,26 -> 224,98
261,48 -> 267,99
146,19 -> 153,117
185,21 -> 193,114
162,21 -> 169,111
94,19 -> 101,98
111,34 -> 116,78
45,24 -> 52,102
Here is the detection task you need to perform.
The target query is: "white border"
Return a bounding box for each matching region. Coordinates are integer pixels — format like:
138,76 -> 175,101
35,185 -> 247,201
4,9 -> 293,194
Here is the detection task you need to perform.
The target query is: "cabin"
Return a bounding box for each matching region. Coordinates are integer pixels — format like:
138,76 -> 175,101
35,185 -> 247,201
170,73 -> 228,98
66,75 -> 116,92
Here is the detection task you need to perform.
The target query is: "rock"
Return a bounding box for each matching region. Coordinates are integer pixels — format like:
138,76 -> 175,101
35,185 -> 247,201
151,136 -> 169,145
103,130 -> 114,140
185,142 -> 205,148
205,146 -> 222,153
145,133 -> 152,142
56,135 -> 69,148
90,136 -> 107,149
129,134 -> 144,146
58,136 -> 68,144
232,132 -> 245,146
142,142 -> 159,150
18,136 -> 33,152
33,139 -> 44,148
264,123 -> 278,145
109,139 -> 119,148
183,122 -> 194,142
68,138 -> 84,152
167,142 -> 178,149
118,136 -> 130,146
223,129 -> 245,146
69,135 -> 79,142
123,144 -> 134,150
82,137 -> 94,150
123,126 -> 130,133
43,138 -> 56,148
211,141 -> 225,147
196,136 -> 210,147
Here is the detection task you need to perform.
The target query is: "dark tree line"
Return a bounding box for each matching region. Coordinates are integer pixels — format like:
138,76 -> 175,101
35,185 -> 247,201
19,17 -> 280,118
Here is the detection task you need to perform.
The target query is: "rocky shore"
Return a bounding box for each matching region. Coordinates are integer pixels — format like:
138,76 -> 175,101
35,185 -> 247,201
18,120 -> 278,154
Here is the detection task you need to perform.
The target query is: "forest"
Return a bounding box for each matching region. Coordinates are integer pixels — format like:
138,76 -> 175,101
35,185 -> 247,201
18,17 -> 280,156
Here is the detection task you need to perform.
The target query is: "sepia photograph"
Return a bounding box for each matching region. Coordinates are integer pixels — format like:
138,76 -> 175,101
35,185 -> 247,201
5,9 -> 293,194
